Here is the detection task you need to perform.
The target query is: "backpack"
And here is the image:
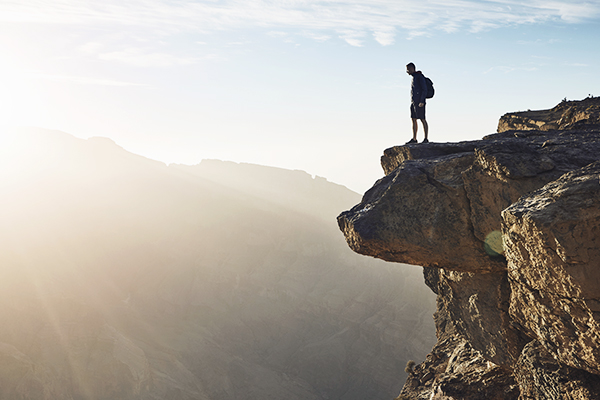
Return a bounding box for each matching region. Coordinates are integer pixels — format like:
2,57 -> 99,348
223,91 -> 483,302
424,77 -> 434,99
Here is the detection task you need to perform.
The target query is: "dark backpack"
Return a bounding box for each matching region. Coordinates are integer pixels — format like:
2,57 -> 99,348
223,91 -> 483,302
424,77 -> 434,99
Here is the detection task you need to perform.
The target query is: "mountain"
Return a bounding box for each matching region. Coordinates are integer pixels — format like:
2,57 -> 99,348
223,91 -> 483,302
0,128 -> 436,400
338,98 -> 600,399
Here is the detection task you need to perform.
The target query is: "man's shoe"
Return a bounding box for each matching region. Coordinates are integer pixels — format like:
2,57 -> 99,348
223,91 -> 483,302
422,138 -> 429,143
406,138 -> 417,144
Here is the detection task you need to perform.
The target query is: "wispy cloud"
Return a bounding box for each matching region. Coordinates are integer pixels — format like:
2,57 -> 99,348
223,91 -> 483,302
98,48 -> 201,67
2,0 -> 599,47
267,31 -> 290,38
77,42 -> 210,67
373,27 -> 396,46
517,38 -> 560,45
26,72 -> 149,86
483,65 -> 539,74
302,31 -> 331,42
338,30 -> 366,47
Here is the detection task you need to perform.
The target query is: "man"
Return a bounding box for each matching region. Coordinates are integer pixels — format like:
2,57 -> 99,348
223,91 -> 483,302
406,62 -> 429,144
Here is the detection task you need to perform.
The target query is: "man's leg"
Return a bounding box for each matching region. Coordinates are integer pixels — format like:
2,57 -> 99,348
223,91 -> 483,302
412,118 -> 418,140
421,119 -> 429,139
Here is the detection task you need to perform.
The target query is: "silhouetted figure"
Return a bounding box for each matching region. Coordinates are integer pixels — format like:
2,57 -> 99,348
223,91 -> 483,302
406,62 -> 429,144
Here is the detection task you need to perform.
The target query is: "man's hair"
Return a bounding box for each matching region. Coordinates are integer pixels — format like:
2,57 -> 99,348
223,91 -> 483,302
406,62 -> 416,69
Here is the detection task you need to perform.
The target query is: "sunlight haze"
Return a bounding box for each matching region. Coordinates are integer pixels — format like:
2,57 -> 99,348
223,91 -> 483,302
1,0 -> 599,191
1,2 -> 600,398
0,128 -> 437,399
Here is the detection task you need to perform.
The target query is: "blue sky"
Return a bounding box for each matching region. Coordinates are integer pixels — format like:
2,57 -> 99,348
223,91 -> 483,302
1,0 -> 599,192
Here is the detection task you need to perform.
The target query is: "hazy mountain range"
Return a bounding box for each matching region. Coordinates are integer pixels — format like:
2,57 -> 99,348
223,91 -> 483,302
0,128 -> 436,400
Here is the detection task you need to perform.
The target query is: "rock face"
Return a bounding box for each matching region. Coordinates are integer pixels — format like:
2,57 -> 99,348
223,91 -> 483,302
498,96 -> 600,133
504,162 -> 600,375
338,99 -> 600,399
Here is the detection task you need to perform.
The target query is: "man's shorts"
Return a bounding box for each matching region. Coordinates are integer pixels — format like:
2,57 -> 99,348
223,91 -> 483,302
410,102 -> 426,120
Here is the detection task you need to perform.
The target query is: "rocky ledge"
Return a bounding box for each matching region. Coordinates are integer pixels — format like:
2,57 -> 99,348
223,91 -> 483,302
338,98 -> 600,399
498,96 -> 600,132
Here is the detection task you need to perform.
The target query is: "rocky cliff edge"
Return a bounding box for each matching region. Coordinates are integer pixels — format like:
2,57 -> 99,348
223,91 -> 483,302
338,97 -> 600,399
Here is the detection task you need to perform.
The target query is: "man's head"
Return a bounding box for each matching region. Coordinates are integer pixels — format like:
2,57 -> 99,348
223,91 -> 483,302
406,63 -> 416,75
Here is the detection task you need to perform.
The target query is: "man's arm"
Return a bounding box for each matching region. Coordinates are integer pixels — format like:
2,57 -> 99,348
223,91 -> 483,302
418,74 -> 427,105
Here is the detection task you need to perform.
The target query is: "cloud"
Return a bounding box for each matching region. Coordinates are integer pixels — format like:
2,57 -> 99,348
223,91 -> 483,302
267,31 -> 289,38
301,31 -> 331,42
517,38 -> 562,45
530,0 -> 600,23
98,48 -> 200,67
2,0 -> 599,47
26,72 -> 149,86
373,27 -> 396,46
483,65 -> 539,74
78,42 -> 208,67
338,30 -> 366,47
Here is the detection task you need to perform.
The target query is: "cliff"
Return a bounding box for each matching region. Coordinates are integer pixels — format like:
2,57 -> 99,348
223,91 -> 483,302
338,98 -> 600,399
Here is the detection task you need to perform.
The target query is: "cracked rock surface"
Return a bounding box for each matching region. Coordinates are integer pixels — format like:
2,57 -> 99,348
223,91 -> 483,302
339,98 -> 600,399
503,161 -> 600,375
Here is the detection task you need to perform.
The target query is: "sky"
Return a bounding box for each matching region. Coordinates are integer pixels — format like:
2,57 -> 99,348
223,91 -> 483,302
1,0 -> 600,193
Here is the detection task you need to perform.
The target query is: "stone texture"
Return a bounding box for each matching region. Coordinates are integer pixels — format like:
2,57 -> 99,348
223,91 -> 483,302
498,96 -> 600,133
503,161 -> 600,375
338,151 -> 497,272
396,268 -> 519,400
397,336 -> 518,400
432,269 -> 528,368
338,129 -> 600,273
338,98 -> 600,399
514,340 -> 600,400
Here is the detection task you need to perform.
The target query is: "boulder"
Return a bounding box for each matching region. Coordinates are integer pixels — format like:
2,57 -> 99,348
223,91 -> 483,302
338,129 -> 600,273
503,161 -> 600,375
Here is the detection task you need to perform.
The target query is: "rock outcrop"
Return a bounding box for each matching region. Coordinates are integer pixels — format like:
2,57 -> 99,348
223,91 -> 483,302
504,162 -> 600,376
498,96 -> 600,133
338,98 -> 600,399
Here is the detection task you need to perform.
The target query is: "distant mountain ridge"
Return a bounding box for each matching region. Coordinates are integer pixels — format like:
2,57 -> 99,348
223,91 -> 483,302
172,159 -> 358,222
0,128 -> 436,400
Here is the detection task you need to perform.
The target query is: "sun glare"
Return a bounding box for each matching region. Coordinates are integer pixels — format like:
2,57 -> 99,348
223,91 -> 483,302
0,61 -> 19,128
0,55 -> 42,131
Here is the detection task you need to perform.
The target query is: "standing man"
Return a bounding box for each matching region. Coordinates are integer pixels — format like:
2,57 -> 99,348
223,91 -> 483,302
406,62 -> 429,144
